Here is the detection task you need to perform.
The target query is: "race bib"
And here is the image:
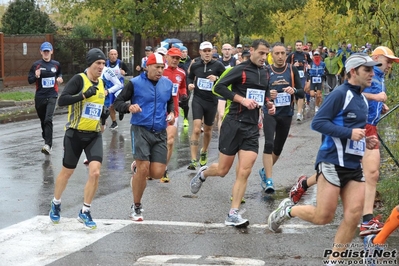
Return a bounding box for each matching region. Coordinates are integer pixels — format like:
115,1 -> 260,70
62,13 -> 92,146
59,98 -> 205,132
172,83 -> 179,96
345,138 -> 365,156
82,102 -> 102,121
42,77 -> 55,88
312,76 -> 322,83
298,70 -> 304,78
246,88 -> 265,106
197,78 -> 213,91
274,92 -> 291,107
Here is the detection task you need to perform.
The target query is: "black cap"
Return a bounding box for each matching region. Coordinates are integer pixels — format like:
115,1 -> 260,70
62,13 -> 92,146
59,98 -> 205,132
242,50 -> 250,57
86,48 -> 106,67
145,46 -> 153,51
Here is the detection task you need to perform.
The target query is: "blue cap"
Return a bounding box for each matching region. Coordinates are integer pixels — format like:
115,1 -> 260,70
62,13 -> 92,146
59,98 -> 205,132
40,42 -> 53,51
180,46 -> 187,51
212,53 -> 219,58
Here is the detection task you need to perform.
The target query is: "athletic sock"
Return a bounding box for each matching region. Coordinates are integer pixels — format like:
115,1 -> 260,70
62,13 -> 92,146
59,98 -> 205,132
229,208 -> 239,216
301,179 -> 309,191
362,213 -> 374,224
373,207 -> 399,244
53,198 -> 61,205
82,203 -> 91,213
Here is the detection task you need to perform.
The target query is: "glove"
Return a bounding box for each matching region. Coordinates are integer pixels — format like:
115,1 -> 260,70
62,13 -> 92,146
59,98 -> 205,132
83,86 -> 98,99
101,106 -> 110,125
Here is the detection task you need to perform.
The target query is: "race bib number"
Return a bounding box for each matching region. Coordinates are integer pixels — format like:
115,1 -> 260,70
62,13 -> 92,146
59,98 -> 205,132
82,102 -> 102,121
312,76 -> 322,83
42,77 -> 55,88
274,92 -> 291,107
246,88 -> 265,106
345,138 -> 365,156
172,83 -> 179,96
298,70 -> 304,78
197,78 -> 213,91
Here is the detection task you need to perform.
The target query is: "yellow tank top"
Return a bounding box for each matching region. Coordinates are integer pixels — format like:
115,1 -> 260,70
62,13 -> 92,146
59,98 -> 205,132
65,73 -> 105,132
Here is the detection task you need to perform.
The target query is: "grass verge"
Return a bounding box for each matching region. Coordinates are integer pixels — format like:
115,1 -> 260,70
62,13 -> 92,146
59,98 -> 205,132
0,91 -> 35,101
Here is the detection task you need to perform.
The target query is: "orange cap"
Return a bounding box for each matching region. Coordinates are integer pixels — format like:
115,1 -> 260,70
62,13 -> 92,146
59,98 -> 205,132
372,46 -> 399,63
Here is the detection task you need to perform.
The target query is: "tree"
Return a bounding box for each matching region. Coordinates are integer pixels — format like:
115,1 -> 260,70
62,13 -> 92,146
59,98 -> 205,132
200,0 -> 307,46
51,0 -> 200,75
1,0 -> 57,34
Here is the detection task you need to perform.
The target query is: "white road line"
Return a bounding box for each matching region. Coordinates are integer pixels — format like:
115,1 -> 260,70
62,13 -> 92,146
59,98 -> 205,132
0,216 -> 335,266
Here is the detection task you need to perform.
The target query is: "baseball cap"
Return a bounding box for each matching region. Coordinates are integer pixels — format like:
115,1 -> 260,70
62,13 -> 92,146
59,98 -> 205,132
156,47 -> 167,56
199,41 -> 213,50
303,45 -> 309,50
167,47 -> 182,58
212,53 -> 219,58
40,42 -> 53,51
242,50 -> 250,57
345,53 -> 382,73
146,53 -> 165,66
145,46 -> 153,51
180,46 -> 188,51
314,51 -> 320,55
236,44 -> 243,48
372,46 -> 399,63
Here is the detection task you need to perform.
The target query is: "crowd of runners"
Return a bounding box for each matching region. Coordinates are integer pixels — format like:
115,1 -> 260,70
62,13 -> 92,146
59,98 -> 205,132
30,37 -> 399,265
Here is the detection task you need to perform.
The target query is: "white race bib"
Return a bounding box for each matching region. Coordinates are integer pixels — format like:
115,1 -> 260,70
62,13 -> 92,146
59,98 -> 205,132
197,78 -> 213,91
172,83 -> 179,96
42,77 -> 55,88
298,70 -> 304,78
246,88 -> 265,106
345,138 -> 365,156
274,92 -> 291,107
312,76 -> 322,83
82,102 -> 102,121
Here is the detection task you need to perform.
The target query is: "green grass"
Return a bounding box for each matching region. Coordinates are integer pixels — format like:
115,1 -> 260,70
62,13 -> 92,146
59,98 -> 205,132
0,91 -> 35,101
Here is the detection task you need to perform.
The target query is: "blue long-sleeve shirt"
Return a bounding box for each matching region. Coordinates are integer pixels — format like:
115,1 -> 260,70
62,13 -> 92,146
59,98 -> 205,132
311,81 -> 369,169
363,66 -> 385,125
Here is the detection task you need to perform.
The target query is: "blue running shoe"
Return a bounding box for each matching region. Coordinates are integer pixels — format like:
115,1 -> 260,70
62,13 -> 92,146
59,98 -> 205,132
259,168 -> 267,190
363,234 -> 383,266
77,210 -> 97,229
265,178 -> 275,194
49,201 -> 61,223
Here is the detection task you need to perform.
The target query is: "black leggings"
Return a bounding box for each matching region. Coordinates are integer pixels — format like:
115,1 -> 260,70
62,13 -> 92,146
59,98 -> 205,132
262,114 -> 292,156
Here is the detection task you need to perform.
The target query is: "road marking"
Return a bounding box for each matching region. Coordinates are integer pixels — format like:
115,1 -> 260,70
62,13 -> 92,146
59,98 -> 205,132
0,215 -> 335,266
135,255 -> 265,265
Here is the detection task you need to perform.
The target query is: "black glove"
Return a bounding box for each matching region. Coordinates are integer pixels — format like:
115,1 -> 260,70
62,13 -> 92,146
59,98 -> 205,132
101,106 -> 110,125
83,86 -> 98,99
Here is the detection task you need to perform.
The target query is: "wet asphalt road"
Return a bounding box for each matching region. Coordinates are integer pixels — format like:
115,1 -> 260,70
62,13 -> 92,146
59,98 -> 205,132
0,109 -> 398,266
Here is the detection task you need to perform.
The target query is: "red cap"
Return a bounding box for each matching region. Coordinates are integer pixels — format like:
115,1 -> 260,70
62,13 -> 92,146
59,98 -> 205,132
146,53 -> 165,65
303,45 -> 309,50
167,47 -> 182,58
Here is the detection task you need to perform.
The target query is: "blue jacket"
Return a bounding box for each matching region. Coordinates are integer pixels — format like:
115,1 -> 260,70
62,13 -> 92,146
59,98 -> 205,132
130,72 -> 173,132
312,81 -> 368,169
308,61 -> 325,77
363,66 -> 385,125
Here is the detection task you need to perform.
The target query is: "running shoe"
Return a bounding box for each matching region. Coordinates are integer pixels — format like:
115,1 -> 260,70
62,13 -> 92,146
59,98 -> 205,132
289,175 -> 307,204
259,168 -> 267,190
119,112 -> 124,121
265,178 -> 275,194
187,159 -> 197,170
296,113 -> 303,121
199,149 -> 208,166
41,144 -> 52,155
49,201 -> 61,223
183,118 -> 189,127
190,165 -> 208,194
268,198 -> 293,232
363,234 -> 383,266
160,170 -> 170,183
225,211 -> 249,227
110,121 -> 118,130
359,215 -> 384,237
130,204 -> 144,221
77,210 -> 97,229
